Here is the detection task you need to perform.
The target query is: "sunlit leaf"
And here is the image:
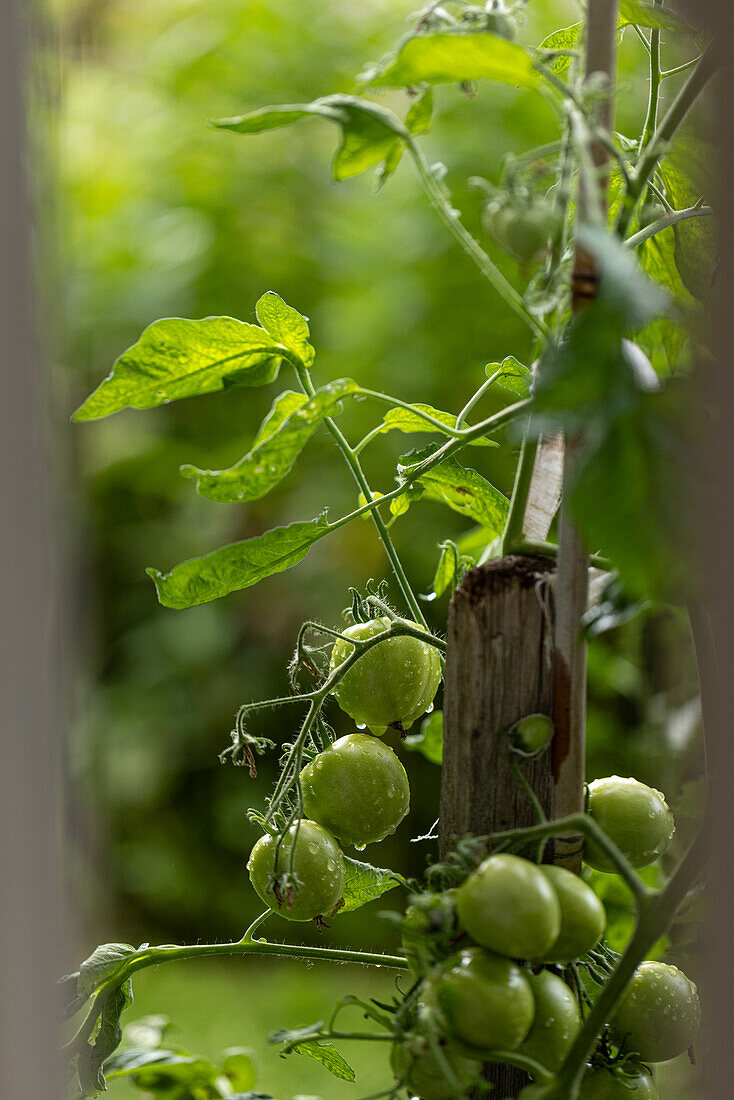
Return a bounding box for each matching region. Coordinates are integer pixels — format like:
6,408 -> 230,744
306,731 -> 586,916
488,355 -> 534,398
256,291 -> 315,368
535,23 -> 581,77
405,711 -> 443,765
292,1042 -> 356,1082
376,402 -> 498,447
181,380 -> 359,502
372,32 -> 539,89
73,318 -> 283,421
399,448 -> 510,533
406,87 -> 434,135
147,514 -> 332,609
339,856 -> 404,913
619,0 -> 699,35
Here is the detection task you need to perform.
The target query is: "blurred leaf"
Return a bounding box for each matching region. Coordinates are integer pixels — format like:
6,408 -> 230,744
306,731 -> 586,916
221,1048 -> 258,1091
376,402 -> 498,447
212,95 -> 407,182
78,943 -> 137,1001
147,514 -> 332,608
104,1047 -> 218,1081
619,0 -> 699,34
339,856 -> 404,913
73,318 -> 282,422
372,32 -> 538,89
488,355 -> 534,398
291,1042 -> 356,1082
581,574 -> 648,638
399,448 -> 510,533
535,23 -> 581,76
406,88 -> 434,135
181,380 -> 359,502
405,711 -> 443,765
256,291 -> 315,369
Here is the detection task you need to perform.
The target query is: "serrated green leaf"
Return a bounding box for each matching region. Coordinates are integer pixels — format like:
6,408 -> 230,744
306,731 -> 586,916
292,1042 -> 355,1082
147,514 -> 332,609
181,380 -> 359,503
535,23 -> 581,77
372,32 -> 538,89
377,403 -> 498,447
256,291 -> 315,368
405,711 -> 443,765
213,95 -> 407,182
399,450 -> 510,533
77,943 -> 137,1001
339,856 -> 404,913
73,318 -> 283,422
488,355 -> 534,398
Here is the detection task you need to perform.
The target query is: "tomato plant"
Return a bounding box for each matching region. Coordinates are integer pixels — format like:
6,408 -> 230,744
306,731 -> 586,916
62,0 -> 714,1097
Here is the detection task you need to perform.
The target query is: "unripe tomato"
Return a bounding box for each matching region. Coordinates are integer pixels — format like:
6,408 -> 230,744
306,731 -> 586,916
509,713 -> 555,754
300,733 -> 409,848
390,1036 -> 480,1100
428,946 -> 535,1052
536,866 -> 606,963
247,820 -> 344,922
609,961 -> 700,1063
518,969 -> 582,1071
456,854 -> 561,959
577,1064 -> 657,1098
483,199 -> 560,263
584,777 -> 675,873
329,616 -> 442,735
402,889 -> 460,976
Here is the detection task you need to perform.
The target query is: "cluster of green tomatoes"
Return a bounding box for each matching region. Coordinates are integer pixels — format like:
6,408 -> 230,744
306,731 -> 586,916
246,617 -> 700,1098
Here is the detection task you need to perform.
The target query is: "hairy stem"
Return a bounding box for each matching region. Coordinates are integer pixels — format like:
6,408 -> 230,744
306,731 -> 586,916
624,203 -> 713,249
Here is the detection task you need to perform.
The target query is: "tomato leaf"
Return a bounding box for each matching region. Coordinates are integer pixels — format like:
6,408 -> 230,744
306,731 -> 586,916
147,514 -> 332,608
104,1047 -> 220,1082
291,1042 -> 356,1082
488,355 -> 534,398
619,0 -> 700,36
405,711 -> 444,765
72,318 -> 283,422
212,95 -> 407,182
398,448 -> 510,533
339,856 -> 404,913
376,403 -> 498,447
76,979 -> 133,1097
181,380 -> 359,503
255,290 -> 315,368
535,23 -> 581,77
77,942 -> 137,1001
370,32 -> 539,89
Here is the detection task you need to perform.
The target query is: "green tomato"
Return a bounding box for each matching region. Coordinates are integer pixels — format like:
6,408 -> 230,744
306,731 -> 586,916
390,1037 -> 480,1100
510,713 -> 555,754
329,616 -> 442,735
518,969 -> 582,1071
429,946 -> 535,1052
577,1064 -> 658,1098
247,820 -> 344,922
456,854 -> 561,959
483,200 -> 560,263
584,777 -> 675,873
609,961 -> 701,1063
300,733 -> 409,848
536,866 -> 606,963
402,889 -> 460,976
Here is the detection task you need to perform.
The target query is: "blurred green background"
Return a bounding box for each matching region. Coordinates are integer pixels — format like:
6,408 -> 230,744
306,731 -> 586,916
52,0 -> 704,1096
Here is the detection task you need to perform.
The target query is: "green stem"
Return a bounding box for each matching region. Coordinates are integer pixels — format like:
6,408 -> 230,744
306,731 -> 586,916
617,43 -> 718,237
455,369 -> 501,430
503,433 -> 538,552
624,204 -> 713,248
511,540 -> 610,571
639,7 -> 661,154
358,388 -> 463,436
405,136 -> 552,343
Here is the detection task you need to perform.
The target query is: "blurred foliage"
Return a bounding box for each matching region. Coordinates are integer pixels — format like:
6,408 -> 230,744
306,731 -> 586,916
52,0 -> 705,1096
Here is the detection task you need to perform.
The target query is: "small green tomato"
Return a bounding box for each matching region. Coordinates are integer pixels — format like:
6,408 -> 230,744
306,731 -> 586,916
510,714 -> 555,754
584,776 -> 675,873
247,820 -> 344,922
518,969 -> 582,1071
609,960 -> 701,1063
301,733 -> 409,848
456,854 -> 561,959
577,1063 -> 657,1098
402,889 -> 460,976
390,1036 -> 480,1100
536,865 -> 606,963
329,615 -> 442,735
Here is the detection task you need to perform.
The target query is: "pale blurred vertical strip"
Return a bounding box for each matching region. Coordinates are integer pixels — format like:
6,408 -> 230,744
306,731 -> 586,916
0,0 -> 65,1095
683,0 -> 734,1095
